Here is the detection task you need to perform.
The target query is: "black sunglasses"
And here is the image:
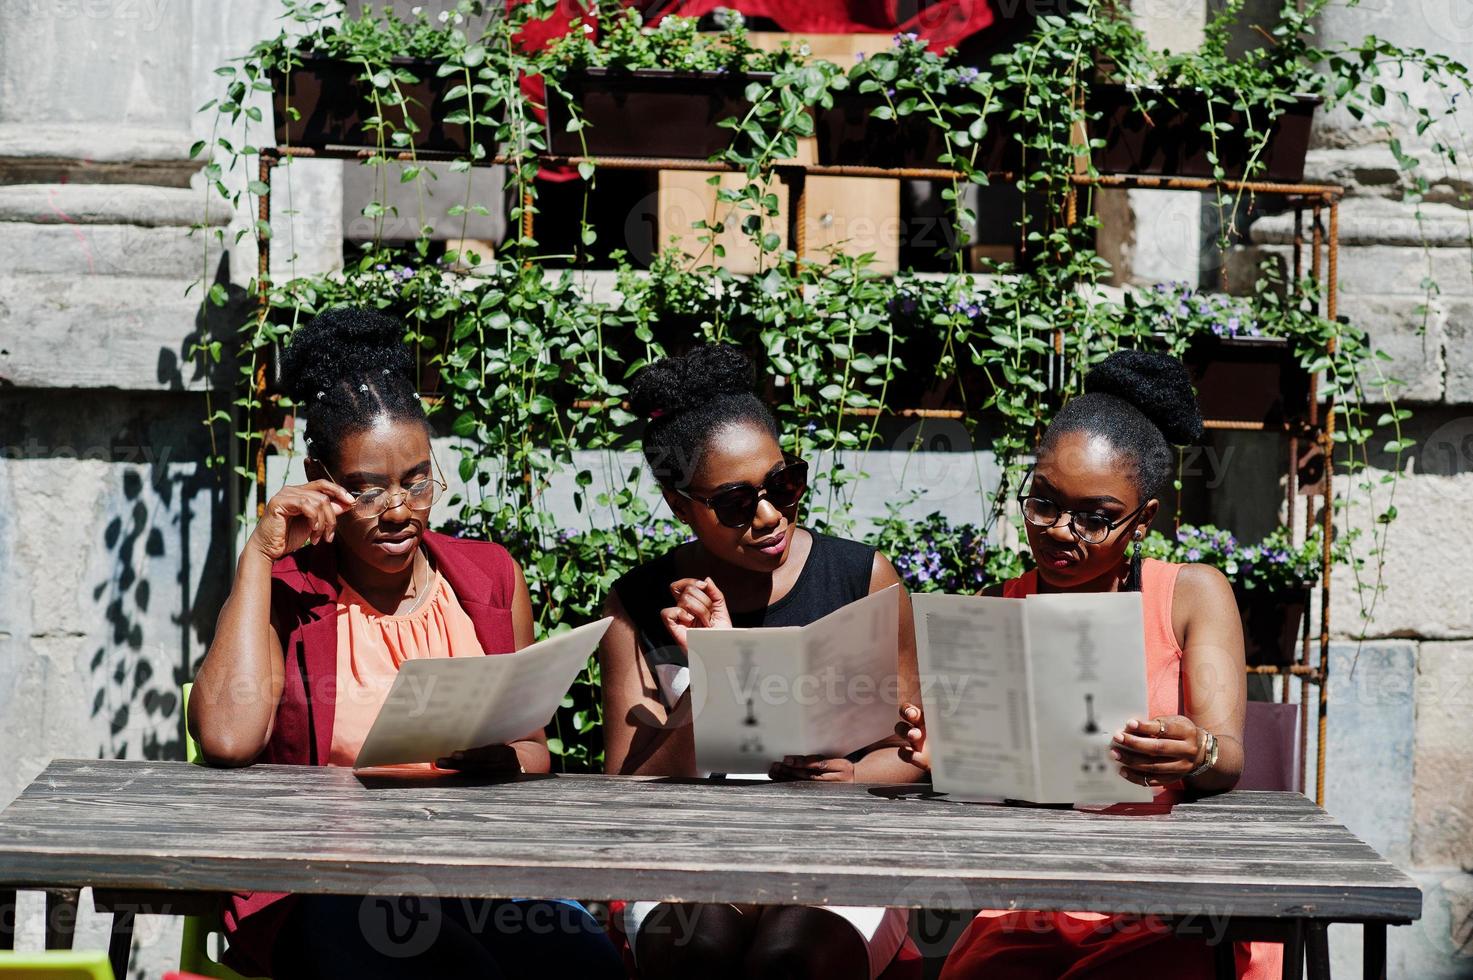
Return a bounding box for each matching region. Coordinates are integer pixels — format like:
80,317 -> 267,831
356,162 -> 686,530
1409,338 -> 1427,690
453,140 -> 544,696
677,458 -> 809,529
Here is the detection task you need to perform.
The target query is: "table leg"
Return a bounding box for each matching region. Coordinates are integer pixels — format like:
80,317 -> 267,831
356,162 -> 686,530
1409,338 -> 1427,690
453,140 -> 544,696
44,888 -> 79,950
1363,923 -> 1387,980
108,907 -> 135,980
1213,934 -> 1236,980
1281,920 -> 1305,980
1306,922 -> 1331,980
0,888 -> 15,950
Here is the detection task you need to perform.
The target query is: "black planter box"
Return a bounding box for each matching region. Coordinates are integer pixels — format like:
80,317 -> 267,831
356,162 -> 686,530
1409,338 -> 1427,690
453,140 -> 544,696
813,92 -> 1020,173
1184,335 -> 1312,427
1235,585 -> 1312,667
1088,85 -> 1320,182
544,68 -> 771,160
271,57 -> 484,154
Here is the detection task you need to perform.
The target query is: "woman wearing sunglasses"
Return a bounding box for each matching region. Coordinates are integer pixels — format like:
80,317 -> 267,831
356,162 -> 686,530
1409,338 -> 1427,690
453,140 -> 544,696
898,350 -> 1278,979
599,343 -> 923,980
188,308 -> 622,979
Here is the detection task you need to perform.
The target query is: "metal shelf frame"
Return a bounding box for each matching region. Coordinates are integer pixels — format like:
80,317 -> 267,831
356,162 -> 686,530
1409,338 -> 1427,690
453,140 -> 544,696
252,145 -> 1345,803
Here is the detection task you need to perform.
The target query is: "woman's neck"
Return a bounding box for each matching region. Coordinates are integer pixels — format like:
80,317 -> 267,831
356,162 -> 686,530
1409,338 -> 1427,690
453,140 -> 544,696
687,528 -> 810,613
338,545 -> 427,614
1034,560 -> 1129,595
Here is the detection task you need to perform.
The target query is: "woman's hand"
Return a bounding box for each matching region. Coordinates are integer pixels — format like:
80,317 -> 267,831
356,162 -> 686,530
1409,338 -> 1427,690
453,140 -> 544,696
895,702 -> 931,772
659,578 -> 732,652
769,755 -> 856,782
248,480 -> 356,563
1111,715 -> 1205,788
435,743 -> 524,776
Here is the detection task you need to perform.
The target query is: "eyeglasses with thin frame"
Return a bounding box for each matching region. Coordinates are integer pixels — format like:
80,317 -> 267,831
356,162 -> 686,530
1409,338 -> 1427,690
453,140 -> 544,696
320,455 -> 449,520
676,457 -> 809,529
1016,470 -> 1149,545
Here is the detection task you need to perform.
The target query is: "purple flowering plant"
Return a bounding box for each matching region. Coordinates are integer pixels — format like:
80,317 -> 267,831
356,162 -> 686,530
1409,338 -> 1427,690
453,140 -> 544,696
868,509 -> 1027,595
1139,523 -> 1333,594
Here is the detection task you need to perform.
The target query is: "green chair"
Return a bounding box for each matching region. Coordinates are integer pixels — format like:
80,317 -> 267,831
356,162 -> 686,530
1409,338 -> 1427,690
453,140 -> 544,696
0,950 -> 114,979
178,685 -> 263,980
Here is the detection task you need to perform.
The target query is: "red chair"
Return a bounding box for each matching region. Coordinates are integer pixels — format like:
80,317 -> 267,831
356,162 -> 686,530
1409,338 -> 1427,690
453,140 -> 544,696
1238,700 -> 1302,792
605,901 -> 923,980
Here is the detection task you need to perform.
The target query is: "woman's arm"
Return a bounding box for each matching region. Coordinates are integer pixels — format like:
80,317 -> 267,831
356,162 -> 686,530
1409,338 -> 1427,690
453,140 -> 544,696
1113,563 -> 1246,795
599,589 -> 697,777
771,552 -> 927,784
189,480 -> 355,766
506,561 -> 552,775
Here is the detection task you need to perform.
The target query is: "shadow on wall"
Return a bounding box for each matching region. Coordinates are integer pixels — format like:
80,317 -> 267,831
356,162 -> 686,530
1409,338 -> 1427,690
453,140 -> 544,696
89,430 -> 234,763
0,388 -> 235,764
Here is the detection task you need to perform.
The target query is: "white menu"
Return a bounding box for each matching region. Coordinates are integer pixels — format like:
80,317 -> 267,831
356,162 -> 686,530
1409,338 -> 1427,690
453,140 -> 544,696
912,592 -> 1153,805
353,618 -> 613,769
686,585 -> 902,774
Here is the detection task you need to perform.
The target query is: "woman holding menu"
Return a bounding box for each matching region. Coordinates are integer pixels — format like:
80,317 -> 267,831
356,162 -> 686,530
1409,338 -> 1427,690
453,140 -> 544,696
899,350 -> 1277,979
599,343 -> 923,979
188,308 -> 621,979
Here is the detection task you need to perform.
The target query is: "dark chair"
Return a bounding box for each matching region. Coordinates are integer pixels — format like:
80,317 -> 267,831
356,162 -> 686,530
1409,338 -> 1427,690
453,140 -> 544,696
1238,700 -> 1302,793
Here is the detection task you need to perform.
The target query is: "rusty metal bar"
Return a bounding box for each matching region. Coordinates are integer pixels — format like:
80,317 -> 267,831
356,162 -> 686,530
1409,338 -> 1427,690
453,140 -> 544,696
1293,206 -> 1304,285
1314,199 -> 1340,808
1072,173 -> 1346,198
254,150 -> 276,521
1246,664 -> 1323,678
570,399 -> 964,420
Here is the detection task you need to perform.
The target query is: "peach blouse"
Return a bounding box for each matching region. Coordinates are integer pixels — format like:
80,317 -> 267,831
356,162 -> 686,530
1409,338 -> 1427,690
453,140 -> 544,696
327,570 -> 486,767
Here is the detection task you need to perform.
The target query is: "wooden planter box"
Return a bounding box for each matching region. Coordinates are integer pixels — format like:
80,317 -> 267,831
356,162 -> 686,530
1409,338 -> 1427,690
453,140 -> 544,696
1183,335 -> 1312,427
813,92 -> 1020,173
544,68 -> 771,160
1088,85 -> 1320,182
271,57 -> 483,154
1235,585 -> 1312,667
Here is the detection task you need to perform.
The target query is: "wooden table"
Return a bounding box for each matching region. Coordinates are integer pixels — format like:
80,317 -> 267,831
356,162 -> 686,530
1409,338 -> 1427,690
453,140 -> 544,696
0,760 -> 1419,979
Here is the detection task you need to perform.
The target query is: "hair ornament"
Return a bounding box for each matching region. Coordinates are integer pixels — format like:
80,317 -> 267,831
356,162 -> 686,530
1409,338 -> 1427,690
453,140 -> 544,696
316,390 -> 325,400
359,383 -> 369,393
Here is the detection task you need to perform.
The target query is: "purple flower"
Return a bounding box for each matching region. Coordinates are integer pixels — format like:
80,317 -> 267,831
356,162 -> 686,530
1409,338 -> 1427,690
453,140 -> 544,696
855,52 -> 866,62
1186,548 -> 1202,561
957,67 -> 981,84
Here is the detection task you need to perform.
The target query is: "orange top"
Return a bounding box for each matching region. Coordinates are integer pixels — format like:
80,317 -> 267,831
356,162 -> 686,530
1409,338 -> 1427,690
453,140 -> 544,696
942,558 -> 1281,980
328,570 -> 486,768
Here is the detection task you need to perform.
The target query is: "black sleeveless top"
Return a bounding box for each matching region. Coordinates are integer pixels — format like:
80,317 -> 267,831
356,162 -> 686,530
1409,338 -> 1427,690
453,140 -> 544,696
612,531 -> 877,708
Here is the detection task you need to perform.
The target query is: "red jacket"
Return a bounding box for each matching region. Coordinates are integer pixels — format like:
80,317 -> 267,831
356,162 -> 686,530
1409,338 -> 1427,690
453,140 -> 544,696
223,530 -> 521,975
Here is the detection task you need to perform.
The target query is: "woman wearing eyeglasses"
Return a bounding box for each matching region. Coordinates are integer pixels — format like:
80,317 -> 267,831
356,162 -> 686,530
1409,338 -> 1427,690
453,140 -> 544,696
188,307 -> 622,980
599,343 -> 923,980
898,350 -> 1278,979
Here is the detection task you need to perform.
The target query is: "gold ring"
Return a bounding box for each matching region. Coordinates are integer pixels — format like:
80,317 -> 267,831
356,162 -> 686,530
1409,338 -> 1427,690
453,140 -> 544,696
1158,720 -> 1167,737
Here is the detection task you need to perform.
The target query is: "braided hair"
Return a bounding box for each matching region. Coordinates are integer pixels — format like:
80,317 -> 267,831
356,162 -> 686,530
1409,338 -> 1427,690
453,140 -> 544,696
629,343 -> 778,490
1040,349 -> 1203,501
278,307 -> 428,468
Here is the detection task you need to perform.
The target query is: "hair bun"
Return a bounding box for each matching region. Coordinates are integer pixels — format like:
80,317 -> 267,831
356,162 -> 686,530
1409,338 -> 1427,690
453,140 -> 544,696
629,343 -> 755,422
279,307 -> 413,404
1085,350 -> 1203,445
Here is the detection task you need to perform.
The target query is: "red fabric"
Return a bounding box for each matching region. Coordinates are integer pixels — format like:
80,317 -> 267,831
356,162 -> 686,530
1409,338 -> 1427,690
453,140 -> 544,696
939,912 -> 1269,980
220,531 -> 521,977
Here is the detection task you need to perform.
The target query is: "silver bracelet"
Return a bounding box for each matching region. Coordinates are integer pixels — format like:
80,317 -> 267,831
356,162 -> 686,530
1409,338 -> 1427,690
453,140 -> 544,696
1186,730 -> 1219,779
